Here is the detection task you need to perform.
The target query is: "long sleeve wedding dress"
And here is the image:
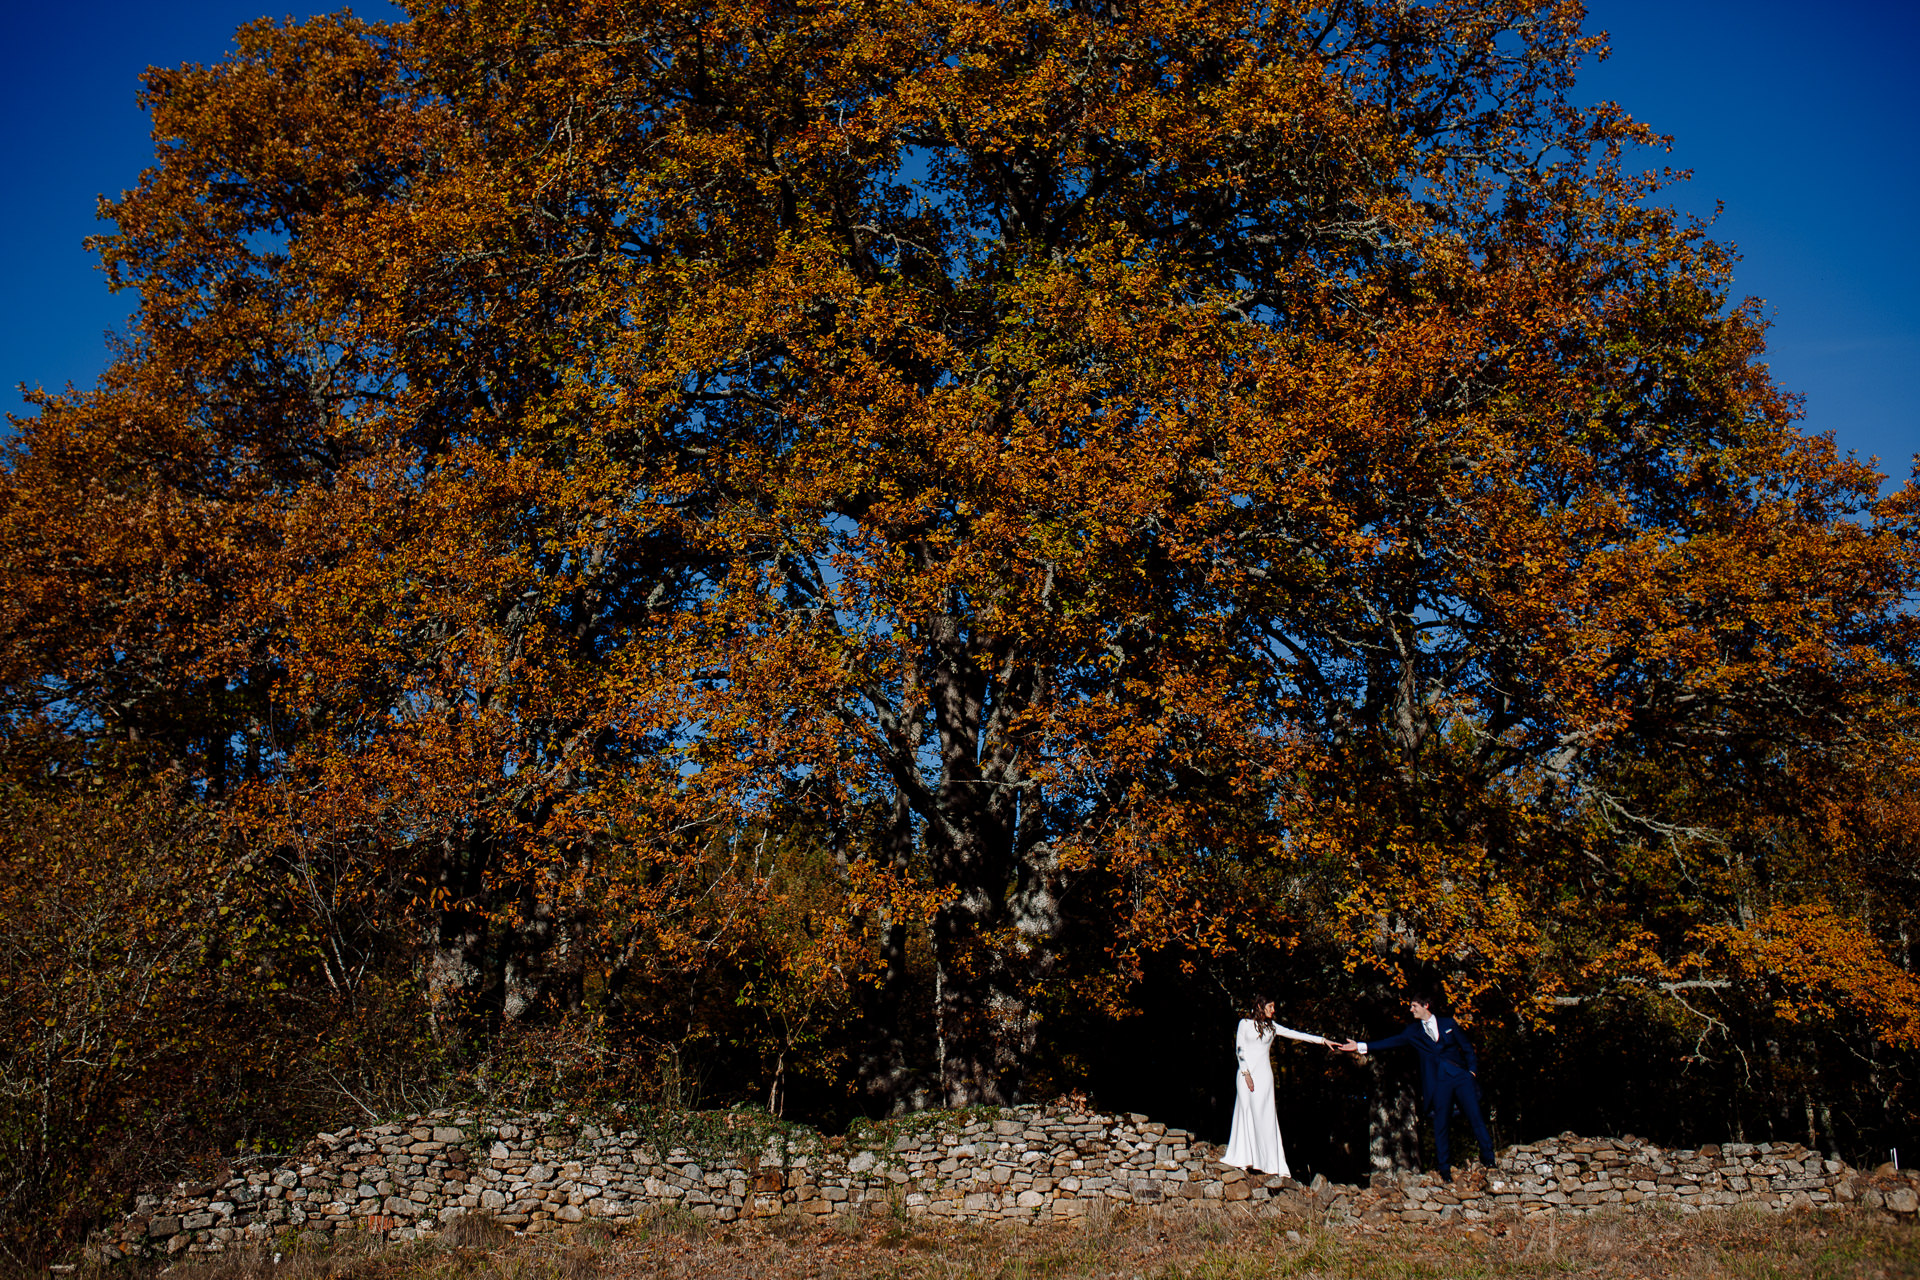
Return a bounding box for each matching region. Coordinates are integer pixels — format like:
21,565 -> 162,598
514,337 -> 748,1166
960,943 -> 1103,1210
1222,1017 -> 1327,1176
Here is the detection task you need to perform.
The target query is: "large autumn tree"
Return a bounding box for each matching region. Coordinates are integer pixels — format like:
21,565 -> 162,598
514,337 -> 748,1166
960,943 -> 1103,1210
4,0 -> 1916,1129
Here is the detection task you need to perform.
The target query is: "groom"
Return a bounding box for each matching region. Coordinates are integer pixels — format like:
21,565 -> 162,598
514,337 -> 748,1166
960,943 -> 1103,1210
1337,993 -> 1496,1182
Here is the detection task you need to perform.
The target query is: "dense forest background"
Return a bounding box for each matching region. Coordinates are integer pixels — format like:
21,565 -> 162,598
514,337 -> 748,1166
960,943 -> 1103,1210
3,0 -> 1917,1263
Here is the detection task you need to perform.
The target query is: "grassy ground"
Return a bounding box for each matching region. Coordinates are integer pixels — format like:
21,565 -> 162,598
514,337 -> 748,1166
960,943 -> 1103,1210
95,1205 -> 1919,1280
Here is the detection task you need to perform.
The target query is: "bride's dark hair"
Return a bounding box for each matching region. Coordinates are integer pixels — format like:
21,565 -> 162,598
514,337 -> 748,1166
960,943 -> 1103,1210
1247,993 -> 1275,1035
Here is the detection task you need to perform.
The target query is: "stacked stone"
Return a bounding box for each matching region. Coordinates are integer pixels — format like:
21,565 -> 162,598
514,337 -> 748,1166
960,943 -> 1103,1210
121,1120 -> 487,1258
104,1106 -> 1283,1258
874,1113 -> 1232,1220
100,1111 -> 1896,1260
1324,1134 -> 1893,1226
1859,1175 -> 1920,1216
1486,1136 -> 1849,1216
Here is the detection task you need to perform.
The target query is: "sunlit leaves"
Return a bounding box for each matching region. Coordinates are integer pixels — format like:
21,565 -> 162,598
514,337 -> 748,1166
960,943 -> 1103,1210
1,0 -> 1916,1123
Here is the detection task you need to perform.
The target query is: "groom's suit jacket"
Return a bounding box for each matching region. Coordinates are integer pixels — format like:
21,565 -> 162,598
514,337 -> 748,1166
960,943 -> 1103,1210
1366,1017 -> 1480,1101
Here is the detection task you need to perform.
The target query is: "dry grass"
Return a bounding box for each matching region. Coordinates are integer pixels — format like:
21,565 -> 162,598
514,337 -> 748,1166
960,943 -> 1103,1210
85,1205 -> 1919,1280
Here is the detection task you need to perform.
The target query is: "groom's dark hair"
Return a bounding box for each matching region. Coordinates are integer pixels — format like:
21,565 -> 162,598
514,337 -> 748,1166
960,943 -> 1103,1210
1407,990 -> 1437,1010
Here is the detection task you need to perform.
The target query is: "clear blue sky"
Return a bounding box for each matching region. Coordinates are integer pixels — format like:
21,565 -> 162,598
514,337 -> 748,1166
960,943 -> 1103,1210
2,1 -> 1914,492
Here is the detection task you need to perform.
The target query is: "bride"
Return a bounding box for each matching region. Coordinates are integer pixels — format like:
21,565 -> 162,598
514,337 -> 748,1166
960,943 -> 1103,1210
1223,995 -> 1331,1177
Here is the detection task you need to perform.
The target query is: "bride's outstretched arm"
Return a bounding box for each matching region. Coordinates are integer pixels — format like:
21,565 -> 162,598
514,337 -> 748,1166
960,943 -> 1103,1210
1271,1023 -> 1330,1045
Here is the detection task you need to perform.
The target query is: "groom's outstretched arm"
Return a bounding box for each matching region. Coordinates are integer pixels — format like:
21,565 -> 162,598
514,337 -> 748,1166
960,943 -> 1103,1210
1347,1027 -> 1415,1055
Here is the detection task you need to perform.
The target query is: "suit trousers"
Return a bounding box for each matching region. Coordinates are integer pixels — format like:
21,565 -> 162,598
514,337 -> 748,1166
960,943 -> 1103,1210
1427,1072 -> 1495,1176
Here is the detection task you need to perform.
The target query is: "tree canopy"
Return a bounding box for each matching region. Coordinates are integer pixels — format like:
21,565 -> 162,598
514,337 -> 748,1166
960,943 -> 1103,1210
3,0 -> 1918,1250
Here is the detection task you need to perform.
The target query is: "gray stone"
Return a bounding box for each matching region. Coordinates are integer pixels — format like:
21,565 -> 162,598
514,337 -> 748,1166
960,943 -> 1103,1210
100,1108 -> 1866,1248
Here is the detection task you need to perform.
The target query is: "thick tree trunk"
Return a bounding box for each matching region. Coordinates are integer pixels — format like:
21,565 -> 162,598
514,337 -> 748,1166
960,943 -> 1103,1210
858,793 -> 924,1107
926,773 -> 1027,1104
923,813 -> 1059,1105
1368,1058 -> 1422,1175
931,881 -> 1028,1105
422,828 -> 567,1031
845,595 -> 1060,1111
917,614 -> 1050,1106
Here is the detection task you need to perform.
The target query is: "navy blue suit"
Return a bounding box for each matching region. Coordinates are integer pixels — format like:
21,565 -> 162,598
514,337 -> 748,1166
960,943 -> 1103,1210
1364,1016 -> 1495,1178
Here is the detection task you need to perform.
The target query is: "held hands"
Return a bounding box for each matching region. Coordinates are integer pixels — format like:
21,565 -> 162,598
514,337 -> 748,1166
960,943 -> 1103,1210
1334,1039 -> 1363,1054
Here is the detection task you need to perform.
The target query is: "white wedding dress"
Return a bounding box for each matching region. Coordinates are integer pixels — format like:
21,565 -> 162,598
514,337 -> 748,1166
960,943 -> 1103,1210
1223,1017 -> 1326,1176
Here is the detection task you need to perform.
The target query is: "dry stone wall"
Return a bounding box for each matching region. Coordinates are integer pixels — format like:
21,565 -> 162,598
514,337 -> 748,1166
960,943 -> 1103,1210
100,1107 -> 1915,1259
1338,1134 -> 1899,1221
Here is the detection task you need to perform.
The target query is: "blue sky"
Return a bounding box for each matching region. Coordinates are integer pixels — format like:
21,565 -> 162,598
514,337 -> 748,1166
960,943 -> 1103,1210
2,1 -> 1913,492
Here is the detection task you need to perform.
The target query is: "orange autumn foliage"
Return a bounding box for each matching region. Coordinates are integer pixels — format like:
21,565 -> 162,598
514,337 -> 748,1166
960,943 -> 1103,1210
0,0 -> 1915,1165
